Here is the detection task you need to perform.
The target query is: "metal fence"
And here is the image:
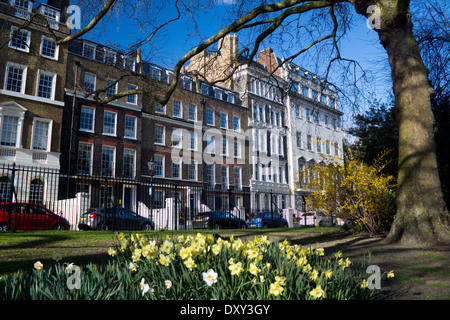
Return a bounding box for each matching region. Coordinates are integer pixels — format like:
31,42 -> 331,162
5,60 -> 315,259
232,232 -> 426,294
0,163 -> 292,231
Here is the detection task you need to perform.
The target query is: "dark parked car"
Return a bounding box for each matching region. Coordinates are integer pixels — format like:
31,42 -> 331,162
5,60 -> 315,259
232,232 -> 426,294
0,202 -> 70,231
78,207 -> 155,231
193,211 -> 247,230
247,212 -> 288,229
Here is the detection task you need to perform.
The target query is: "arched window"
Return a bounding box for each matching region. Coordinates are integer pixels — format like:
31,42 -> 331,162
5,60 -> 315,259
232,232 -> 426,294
29,179 -> 44,204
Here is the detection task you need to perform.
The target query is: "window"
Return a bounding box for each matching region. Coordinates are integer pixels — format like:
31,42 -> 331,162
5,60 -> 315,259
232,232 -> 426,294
123,149 -> 135,179
124,115 -> 137,139
296,132 -> 302,148
154,102 -> 165,114
173,100 -> 182,118
234,140 -> 241,158
40,5 -> 60,22
234,167 -> 241,188
321,95 -> 327,105
189,131 -> 197,150
279,136 -> 283,155
127,84 -> 137,104
4,62 -> 27,93
154,190 -> 165,208
172,128 -> 182,148
101,145 -> 115,177
172,158 -> 181,179
9,26 -> 30,52
155,124 -> 165,145
334,143 -> 339,156
188,104 -> 197,121
32,118 -> 52,151
314,112 -> 319,124
82,42 -> 96,59
123,56 -> 136,72
0,115 -> 19,147
80,106 -> 95,132
252,105 -> 258,120
188,161 -> 197,180
329,98 -> 335,109
227,93 -> 234,103
302,86 -> 308,97
13,0 -> 32,12
36,70 -> 56,100
0,176 -> 12,203
206,135 -> 215,154
84,73 -> 96,93
103,111 -> 117,136
326,140 -> 330,154
29,179 -> 44,204
222,137 -> 227,156
295,105 -> 300,118
221,166 -> 228,188
183,77 -> 193,91
307,135 -> 312,150
104,49 -> 116,65
233,116 -> 240,131
151,68 -> 161,81
40,36 -> 59,60
206,164 -> 215,186
154,155 -> 164,177
291,82 -> 298,92
317,138 -> 322,153
305,108 -> 311,121
324,115 -> 329,127
215,88 -> 222,100
206,109 -> 214,126
332,118 -> 337,130
259,107 -> 264,122
77,143 -> 93,175
106,79 -> 117,98
312,90 -> 318,101
220,112 -> 228,129
201,84 -> 209,95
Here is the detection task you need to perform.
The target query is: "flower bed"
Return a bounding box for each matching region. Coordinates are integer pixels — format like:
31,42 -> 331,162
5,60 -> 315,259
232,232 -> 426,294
0,233 -> 374,300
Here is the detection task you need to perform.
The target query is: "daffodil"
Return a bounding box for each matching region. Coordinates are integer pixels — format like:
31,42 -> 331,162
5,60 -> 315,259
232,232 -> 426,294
296,256 -> 308,267
140,278 -> 150,296
108,248 -> 117,256
315,248 -> 324,256
116,232 -> 125,241
361,279 -> 368,288
275,275 -> 286,286
161,239 -> 174,254
309,285 -> 326,299
129,262 -> 137,271
159,254 -> 171,266
211,244 -> 221,255
229,262 -> 244,276
334,251 -> 343,259
202,269 -> 218,286
179,247 -> 192,260
269,282 -> 284,296
184,257 -> 196,270
34,261 -> 43,270
165,280 -> 172,289
324,269 -> 333,280
52,252 -> 62,262
248,263 -> 261,276
310,269 -> 319,282
246,248 -> 259,260
387,270 -> 395,278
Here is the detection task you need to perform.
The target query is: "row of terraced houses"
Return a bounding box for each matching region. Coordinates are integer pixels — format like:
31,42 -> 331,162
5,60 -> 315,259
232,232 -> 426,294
0,0 -> 344,229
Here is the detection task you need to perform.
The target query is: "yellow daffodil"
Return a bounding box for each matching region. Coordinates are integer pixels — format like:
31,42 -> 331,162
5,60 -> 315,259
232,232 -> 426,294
211,244 -> 221,255
334,251 -> 343,259
296,256 -> 308,267
310,269 -> 319,282
387,270 -> 395,278
108,248 -> 117,256
275,275 -> 286,286
184,257 -> 196,270
161,240 -> 174,254
315,248 -> 325,256
248,263 -> 261,276
229,262 -> 244,276
246,248 -> 259,260
159,254 -> 171,266
179,247 -> 192,260
309,285 -> 326,299
269,282 -> 284,296
116,232 -> 125,241
361,279 -> 368,288
303,264 -> 312,274
324,269 -> 333,280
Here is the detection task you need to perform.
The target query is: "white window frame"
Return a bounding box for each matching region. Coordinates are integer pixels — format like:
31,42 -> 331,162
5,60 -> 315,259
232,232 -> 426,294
40,35 -> 59,60
103,49 -> 117,65
188,160 -> 198,181
155,102 -> 166,114
0,101 -> 26,149
221,165 -> 229,189
4,62 -> 27,94
172,158 -> 182,179
155,124 -> 165,145
173,99 -> 183,118
84,72 -> 96,93
189,131 -> 197,151
188,103 -> 197,121
234,140 -> 241,158
101,145 -> 116,178
206,108 -> 214,126
154,155 -> 165,177
123,148 -> 136,179
233,115 -> 240,131
124,115 -> 137,139
220,112 -> 228,129
77,142 -> 93,175
103,110 -> 117,136
221,137 -> 228,156
172,128 -> 182,148
9,26 -> 30,53
234,167 -> 242,188
206,135 -> 215,154
79,105 -> 95,133
82,42 -> 96,60
106,79 -> 118,98
127,84 -> 138,105
36,69 -> 57,100
31,117 -> 53,152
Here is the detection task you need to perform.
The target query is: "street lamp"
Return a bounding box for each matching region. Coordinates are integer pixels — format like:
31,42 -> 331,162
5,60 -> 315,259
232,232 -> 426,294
148,159 -> 155,221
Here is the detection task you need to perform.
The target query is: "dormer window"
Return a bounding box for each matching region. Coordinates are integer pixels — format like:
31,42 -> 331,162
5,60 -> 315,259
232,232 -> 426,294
11,0 -> 33,20
38,4 -> 60,29
82,42 -> 96,60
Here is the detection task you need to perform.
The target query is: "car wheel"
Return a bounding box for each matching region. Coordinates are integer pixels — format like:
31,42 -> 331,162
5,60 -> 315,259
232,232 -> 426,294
53,223 -> 66,231
96,222 -> 108,231
141,223 -> 153,231
282,222 -> 288,228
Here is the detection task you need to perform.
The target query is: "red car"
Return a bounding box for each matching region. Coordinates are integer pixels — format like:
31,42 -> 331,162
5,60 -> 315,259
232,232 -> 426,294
0,202 -> 70,231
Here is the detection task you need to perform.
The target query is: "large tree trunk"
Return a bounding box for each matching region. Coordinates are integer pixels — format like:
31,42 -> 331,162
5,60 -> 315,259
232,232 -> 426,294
374,4 -> 450,245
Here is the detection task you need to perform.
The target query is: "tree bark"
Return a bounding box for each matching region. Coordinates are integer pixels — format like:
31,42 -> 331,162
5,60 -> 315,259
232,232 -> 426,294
375,5 -> 450,245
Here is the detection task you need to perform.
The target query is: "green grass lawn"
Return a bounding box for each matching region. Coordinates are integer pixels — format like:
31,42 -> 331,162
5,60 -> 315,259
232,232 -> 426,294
0,227 -> 342,277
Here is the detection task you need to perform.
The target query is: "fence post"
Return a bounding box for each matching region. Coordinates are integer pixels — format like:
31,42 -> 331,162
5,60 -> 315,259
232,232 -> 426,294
174,184 -> 178,231
270,189 -> 274,227
6,163 -> 16,232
